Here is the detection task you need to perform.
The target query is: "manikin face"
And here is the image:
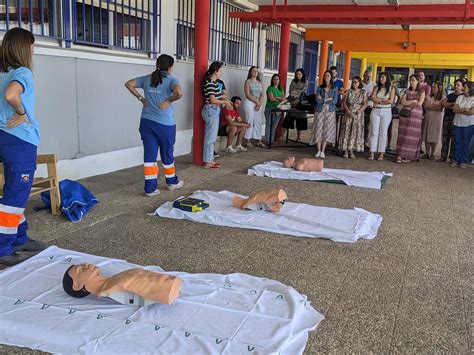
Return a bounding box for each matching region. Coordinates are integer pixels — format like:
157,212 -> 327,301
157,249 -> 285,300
232,99 -> 241,110
283,156 -> 295,168
409,76 -> 419,90
295,71 -> 303,80
454,81 -> 463,93
418,72 -> 425,82
351,79 -> 360,90
69,263 -> 101,290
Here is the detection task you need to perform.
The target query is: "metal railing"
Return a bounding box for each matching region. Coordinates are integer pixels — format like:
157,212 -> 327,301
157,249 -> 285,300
0,1 -> 161,55
176,0 -> 255,66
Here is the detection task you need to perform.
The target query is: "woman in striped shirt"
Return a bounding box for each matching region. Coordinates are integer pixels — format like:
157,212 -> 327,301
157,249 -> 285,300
201,61 -> 232,169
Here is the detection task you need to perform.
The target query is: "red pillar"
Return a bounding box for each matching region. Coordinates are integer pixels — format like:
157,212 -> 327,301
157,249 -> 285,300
343,50 -> 352,91
274,22 -> 291,140
192,0 -> 210,166
318,40 -> 329,85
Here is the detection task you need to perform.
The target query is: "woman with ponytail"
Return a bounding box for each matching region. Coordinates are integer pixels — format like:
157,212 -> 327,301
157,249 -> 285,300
201,61 -> 233,169
125,54 -> 184,196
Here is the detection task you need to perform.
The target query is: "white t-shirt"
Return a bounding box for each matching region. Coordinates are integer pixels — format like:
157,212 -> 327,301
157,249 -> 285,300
454,95 -> 474,127
363,81 -> 376,107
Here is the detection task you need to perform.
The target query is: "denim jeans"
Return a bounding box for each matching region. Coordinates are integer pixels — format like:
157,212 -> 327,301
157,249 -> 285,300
201,104 -> 221,163
264,108 -> 281,145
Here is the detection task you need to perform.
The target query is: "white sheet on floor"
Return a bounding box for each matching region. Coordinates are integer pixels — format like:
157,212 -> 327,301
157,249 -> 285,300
248,161 -> 393,189
155,190 -> 382,243
0,246 -> 323,355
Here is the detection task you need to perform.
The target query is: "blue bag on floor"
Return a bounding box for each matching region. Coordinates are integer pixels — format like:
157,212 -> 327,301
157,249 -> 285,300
40,179 -> 99,222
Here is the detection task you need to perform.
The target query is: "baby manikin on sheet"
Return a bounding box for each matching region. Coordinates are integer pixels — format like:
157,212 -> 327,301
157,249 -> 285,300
156,190 -> 382,243
248,161 -> 392,189
0,246 -> 323,354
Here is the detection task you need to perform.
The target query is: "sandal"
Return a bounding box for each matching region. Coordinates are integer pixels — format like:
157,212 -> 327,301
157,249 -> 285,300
349,152 -> 356,159
421,154 -> 430,159
377,154 -> 384,161
401,159 -> 411,163
368,153 -> 375,161
256,142 -> 267,148
436,157 -> 445,162
396,156 -> 402,164
204,162 -> 220,169
342,152 -> 349,159
429,155 -> 435,160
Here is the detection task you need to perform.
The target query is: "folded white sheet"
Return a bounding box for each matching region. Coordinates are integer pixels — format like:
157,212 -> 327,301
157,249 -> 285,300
248,161 -> 393,189
155,190 -> 382,243
0,246 -> 323,354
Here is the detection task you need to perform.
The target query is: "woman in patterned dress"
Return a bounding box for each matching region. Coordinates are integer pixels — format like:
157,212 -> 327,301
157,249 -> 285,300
396,74 -> 426,163
341,76 -> 368,158
309,70 -> 339,159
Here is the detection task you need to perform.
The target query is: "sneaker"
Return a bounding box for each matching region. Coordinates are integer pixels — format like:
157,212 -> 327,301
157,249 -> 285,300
459,163 -> 467,169
145,189 -> 160,197
450,161 -> 458,168
320,152 -> 326,159
13,239 -> 47,253
0,252 -> 30,267
244,140 -> 253,148
167,180 -> 184,191
235,144 -> 248,152
213,151 -> 220,159
225,146 -> 237,153
315,151 -> 321,158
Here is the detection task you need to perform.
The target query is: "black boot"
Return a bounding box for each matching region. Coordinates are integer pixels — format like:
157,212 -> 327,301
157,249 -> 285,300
13,239 -> 48,252
0,252 -> 30,267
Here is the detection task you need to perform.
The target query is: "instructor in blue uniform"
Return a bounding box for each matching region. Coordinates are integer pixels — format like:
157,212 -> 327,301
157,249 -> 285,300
0,28 -> 47,266
125,54 -> 184,196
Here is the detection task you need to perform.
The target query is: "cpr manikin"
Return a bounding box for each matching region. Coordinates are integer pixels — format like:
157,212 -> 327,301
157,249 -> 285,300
232,189 -> 287,213
282,156 -> 324,172
62,263 -> 182,306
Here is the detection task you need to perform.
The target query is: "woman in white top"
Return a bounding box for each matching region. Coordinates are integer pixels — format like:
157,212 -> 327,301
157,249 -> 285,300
368,72 -> 395,161
452,81 -> 474,168
243,66 -> 265,147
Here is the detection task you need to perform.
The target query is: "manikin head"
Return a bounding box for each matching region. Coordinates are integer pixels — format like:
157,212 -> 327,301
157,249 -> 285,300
283,156 -> 296,168
63,264 -> 101,298
233,189 -> 288,213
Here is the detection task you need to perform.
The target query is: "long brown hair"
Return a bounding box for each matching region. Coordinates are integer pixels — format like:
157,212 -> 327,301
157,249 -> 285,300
150,54 -> 174,87
431,82 -> 445,102
1,28 -> 35,72
408,74 -> 421,92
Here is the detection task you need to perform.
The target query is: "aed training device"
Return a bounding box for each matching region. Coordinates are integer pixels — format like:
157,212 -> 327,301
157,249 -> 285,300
173,197 -> 210,212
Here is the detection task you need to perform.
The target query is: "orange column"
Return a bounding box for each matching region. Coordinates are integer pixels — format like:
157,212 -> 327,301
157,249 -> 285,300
343,51 -> 352,91
318,40 -> 329,85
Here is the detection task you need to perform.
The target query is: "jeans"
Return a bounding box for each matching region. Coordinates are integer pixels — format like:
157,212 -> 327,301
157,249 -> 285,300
264,109 -> 281,145
201,104 -> 221,163
369,108 -> 392,153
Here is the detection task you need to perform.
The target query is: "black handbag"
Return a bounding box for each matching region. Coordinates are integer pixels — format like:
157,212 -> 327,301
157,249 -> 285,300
399,108 -> 411,117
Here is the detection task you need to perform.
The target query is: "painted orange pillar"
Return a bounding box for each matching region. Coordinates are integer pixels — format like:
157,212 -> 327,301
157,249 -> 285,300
318,40 -> 329,85
278,23 -> 291,93
344,51 -> 352,90
192,0 -> 210,166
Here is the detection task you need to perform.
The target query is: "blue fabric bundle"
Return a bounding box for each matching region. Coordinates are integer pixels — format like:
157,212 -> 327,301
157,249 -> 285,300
41,179 -> 99,222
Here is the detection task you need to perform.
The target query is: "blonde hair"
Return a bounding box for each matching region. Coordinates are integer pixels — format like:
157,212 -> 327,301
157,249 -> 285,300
1,28 -> 35,72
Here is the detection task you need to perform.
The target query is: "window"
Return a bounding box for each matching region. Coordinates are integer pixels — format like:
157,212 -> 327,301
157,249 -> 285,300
176,0 -> 255,66
264,24 -> 280,70
0,0 -> 61,39
73,1 -> 159,53
288,31 -> 303,72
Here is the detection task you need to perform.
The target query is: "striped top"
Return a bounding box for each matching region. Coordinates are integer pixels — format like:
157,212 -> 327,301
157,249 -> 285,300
203,78 -> 222,104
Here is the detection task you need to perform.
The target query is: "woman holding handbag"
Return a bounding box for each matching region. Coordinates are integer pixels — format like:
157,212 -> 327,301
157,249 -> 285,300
396,74 -> 426,163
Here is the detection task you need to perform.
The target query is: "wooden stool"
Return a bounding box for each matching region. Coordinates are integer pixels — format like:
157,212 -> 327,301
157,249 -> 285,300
0,154 -> 61,215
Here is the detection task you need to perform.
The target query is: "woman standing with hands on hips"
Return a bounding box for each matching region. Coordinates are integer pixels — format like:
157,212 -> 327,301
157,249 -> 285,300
243,66 -> 266,148
0,28 -> 47,266
201,61 -> 233,169
125,54 -> 184,196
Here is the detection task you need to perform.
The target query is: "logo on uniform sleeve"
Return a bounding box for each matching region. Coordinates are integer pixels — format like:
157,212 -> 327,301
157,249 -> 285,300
21,174 -> 30,183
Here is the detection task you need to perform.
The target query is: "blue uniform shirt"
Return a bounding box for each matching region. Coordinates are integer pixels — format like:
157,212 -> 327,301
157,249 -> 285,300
135,72 -> 180,126
0,67 -> 40,146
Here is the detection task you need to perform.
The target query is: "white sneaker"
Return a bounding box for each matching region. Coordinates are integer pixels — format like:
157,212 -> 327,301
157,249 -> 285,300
315,151 -> 321,158
320,152 -> 326,159
145,189 -> 160,197
167,180 -> 184,191
235,144 -> 248,152
225,146 -> 237,153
